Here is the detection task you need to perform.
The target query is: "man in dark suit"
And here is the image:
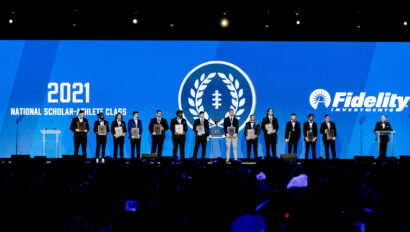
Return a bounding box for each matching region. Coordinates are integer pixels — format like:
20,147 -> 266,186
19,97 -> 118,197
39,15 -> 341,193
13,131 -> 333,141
149,110 -> 169,159
70,110 -> 90,157
93,112 -> 109,160
111,113 -> 127,159
374,115 -> 394,158
224,109 -> 239,162
261,108 -> 279,158
285,113 -> 301,154
193,111 -> 210,160
170,110 -> 188,160
128,111 -> 143,159
244,114 -> 261,161
303,114 -> 318,159
320,114 -> 337,159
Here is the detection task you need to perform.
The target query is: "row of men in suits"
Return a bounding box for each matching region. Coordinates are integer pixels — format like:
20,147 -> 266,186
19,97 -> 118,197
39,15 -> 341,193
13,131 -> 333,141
70,109 -> 393,160
283,113 -> 337,160
70,110 -> 143,159
236,110 -> 337,161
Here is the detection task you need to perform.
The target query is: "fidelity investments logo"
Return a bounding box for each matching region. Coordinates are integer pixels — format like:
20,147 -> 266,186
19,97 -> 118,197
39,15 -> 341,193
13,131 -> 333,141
309,89 -> 410,112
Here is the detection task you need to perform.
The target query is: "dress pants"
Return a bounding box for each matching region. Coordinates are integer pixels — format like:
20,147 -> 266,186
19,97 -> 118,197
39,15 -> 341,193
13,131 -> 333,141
74,132 -> 87,157
95,135 -> 107,158
193,135 -> 207,159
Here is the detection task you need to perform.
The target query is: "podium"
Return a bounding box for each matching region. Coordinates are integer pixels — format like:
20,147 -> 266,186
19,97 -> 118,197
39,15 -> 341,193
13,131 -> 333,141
209,127 -> 224,161
40,129 -> 61,158
375,130 -> 395,157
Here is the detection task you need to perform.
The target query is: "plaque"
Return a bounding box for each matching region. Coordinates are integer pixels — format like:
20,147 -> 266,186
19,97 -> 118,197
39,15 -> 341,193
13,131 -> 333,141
265,123 -> 274,133
175,124 -> 184,135
196,124 -> 205,135
307,130 -> 314,141
131,128 -> 140,138
326,129 -> 335,140
114,127 -> 123,137
227,126 -> 235,136
287,131 -> 292,140
153,124 -> 162,135
247,129 -> 255,139
97,125 -> 107,136
77,121 -> 86,132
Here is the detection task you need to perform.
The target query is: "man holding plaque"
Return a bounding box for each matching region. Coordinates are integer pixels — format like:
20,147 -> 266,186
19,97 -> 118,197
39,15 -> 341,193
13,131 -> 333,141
285,113 -> 301,154
70,110 -> 90,157
170,110 -> 188,160
244,114 -> 261,161
223,109 -> 239,163
303,114 -> 317,159
374,115 -> 394,158
93,112 -> 109,160
149,110 -> 169,159
261,108 -> 279,158
193,111 -> 210,160
111,113 -> 127,159
128,111 -> 143,159
320,115 -> 337,159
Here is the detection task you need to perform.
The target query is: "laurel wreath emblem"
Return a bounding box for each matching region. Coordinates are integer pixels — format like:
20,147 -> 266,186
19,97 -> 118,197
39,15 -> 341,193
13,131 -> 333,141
188,72 -> 246,127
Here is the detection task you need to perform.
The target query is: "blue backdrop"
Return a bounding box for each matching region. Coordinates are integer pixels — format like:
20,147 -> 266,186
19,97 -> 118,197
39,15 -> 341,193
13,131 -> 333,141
0,40 -> 409,158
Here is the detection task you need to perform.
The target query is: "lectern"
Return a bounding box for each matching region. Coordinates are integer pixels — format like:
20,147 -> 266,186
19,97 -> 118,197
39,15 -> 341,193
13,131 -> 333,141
40,129 -> 61,158
375,131 -> 395,157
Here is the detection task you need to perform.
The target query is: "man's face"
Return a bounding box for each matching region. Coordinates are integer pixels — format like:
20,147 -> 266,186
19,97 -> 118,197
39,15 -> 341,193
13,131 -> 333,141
79,112 -> 84,118
268,110 -> 273,116
134,113 -> 138,118
99,114 -> 104,120
229,110 -> 234,116
325,116 -> 330,122
291,115 -> 296,121
199,113 -> 204,118
250,116 -> 255,122
382,116 -> 386,122
177,112 -> 183,118
157,111 -> 162,117
308,116 -> 313,121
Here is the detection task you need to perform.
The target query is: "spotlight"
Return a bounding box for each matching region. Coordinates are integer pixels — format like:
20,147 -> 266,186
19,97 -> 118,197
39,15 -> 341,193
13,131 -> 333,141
220,17 -> 229,28
8,19 -> 13,24
132,18 -> 138,24
404,21 -> 408,26
296,20 -> 300,25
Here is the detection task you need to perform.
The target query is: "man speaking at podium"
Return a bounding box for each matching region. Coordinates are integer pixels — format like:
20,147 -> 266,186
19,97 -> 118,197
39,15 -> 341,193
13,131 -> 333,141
374,115 -> 394,158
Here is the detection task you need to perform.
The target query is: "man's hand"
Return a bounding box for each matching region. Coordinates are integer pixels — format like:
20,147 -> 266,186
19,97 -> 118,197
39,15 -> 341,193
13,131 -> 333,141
84,129 -> 88,133
75,129 -> 80,132
233,133 -> 237,138
272,130 -> 276,133
152,132 -> 156,136
285,139 -> 289,143
207,136 -> 209,141
332,137 -> 336,141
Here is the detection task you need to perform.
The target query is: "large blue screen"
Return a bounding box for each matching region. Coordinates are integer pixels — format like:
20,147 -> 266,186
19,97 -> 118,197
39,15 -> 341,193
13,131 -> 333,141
0,40 -> 409,158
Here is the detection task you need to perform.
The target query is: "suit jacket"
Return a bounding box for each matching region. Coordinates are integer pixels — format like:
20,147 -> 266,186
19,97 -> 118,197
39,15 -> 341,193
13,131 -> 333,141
111,120 -> 127,137
128,118 -> 143,139
244,121 -> 261,138
70,117 -> 90,134
148,117 -> 169,138
320,121 -> 337,140
303,121 -> 318,138
223,116 -> 239,135
170,117 -> 188,137
261,116 -> 279,136
193,118 -> 210,137
285,121 -> 301,141
374,121 -> 393,142
93,119 -> 110,134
